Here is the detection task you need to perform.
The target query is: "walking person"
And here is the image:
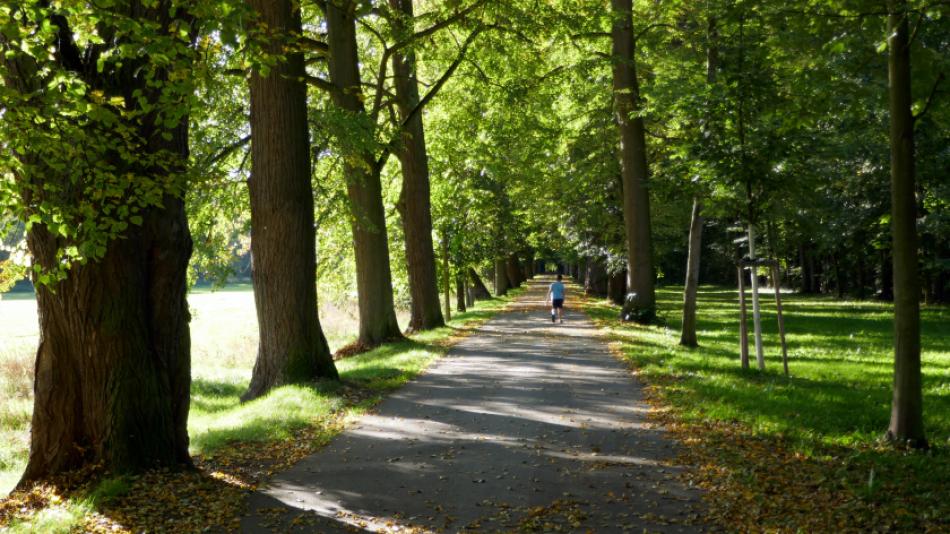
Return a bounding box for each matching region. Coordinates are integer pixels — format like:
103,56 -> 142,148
547,274 -> 566,323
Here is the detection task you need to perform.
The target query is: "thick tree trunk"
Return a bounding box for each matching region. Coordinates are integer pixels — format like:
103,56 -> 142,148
390,0 -> 443,332
16,6 -> 195,486
244,0 -> 338,401
680,198 -> 704,347
494,259 -> 510,296
608,269 -> 627,305
468,268 -> 492,300
21,199 -> 193,486
611,0 -> 655,320
327,0 -> 402,347
885,0 -> 925,447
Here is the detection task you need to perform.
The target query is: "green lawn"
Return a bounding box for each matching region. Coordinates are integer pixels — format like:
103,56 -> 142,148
585,285 -> 949,531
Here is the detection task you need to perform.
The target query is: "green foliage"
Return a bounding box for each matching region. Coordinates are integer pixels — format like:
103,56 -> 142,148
0,1 -> 218,280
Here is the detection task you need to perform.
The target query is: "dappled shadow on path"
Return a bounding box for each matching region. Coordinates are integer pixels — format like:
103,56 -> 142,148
242,277 -> 705,533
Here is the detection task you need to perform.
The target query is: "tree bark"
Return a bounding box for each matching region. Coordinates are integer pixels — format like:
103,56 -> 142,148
21,199 -> 194,485
611,0 -> 655,320
17,6 -> 195,483
494,258 -> 510,296
885,0 -> 925,447
326,0 -> 402,347
680,198 -> 704,347
390,0 -> 444,332
468,267 -> 492,300
244,0 -> 338,402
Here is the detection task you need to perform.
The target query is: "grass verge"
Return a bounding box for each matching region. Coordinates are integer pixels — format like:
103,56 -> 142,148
582,285 -> 949,532
0,289 -> 519,533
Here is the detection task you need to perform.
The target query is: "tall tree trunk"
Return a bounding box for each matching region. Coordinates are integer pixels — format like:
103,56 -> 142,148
885,0 -> 925,447
244,0 -> 338,401
611,0 -> 655,320
326,0 -> 402,347
494,259 -> 510,296
390,0 -> 443,332
680,198 -> 704,347
21,197 -> 194,485
468,267 -> 492,300
17,6 -> 195,481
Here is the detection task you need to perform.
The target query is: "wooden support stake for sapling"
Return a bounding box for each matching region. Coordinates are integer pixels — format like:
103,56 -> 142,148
748,225 -> 765,370
738,264 -> 750,370
772,262 -> 789,377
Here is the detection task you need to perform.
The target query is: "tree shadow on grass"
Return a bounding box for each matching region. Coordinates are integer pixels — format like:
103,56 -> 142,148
190,378 -> 246,414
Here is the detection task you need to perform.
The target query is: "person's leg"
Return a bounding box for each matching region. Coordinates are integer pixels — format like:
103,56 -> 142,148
551,305 -> 556,322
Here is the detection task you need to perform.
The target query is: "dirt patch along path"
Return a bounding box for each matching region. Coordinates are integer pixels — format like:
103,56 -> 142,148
243,276 -> 705,532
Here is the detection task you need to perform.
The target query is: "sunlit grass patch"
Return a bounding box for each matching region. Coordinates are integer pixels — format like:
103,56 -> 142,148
583,285 -> 950,531
186,288 -> 518,458
4,501 -> 93,534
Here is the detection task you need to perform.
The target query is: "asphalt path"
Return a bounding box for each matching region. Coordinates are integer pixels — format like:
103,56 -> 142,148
242,276 -> 705,533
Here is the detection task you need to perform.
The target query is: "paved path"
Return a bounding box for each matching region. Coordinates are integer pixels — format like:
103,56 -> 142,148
243,277 -> 704,533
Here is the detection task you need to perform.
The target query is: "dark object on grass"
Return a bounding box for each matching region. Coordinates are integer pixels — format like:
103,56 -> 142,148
621,292 -> 655,323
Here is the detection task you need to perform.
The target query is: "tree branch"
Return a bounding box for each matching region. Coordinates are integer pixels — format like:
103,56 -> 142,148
634,23 -> 675,43
390,0 -> 488,53
375,27 -> 485,172
306,74 -> 337,94
201,135 -> 251,169
914,71 -> 945,123
299,36 -> 329,54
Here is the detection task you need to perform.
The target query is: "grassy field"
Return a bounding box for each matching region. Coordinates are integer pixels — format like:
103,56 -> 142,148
0,285 -> 410,496
584,285 -> 949,531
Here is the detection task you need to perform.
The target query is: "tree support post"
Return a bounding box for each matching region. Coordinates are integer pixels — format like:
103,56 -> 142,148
771,263 -> 789,377
738,264 -> 750,370
748,225 -> 765,370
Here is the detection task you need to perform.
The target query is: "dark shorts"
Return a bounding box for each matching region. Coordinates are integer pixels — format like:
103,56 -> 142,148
552,298 -> 564,309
